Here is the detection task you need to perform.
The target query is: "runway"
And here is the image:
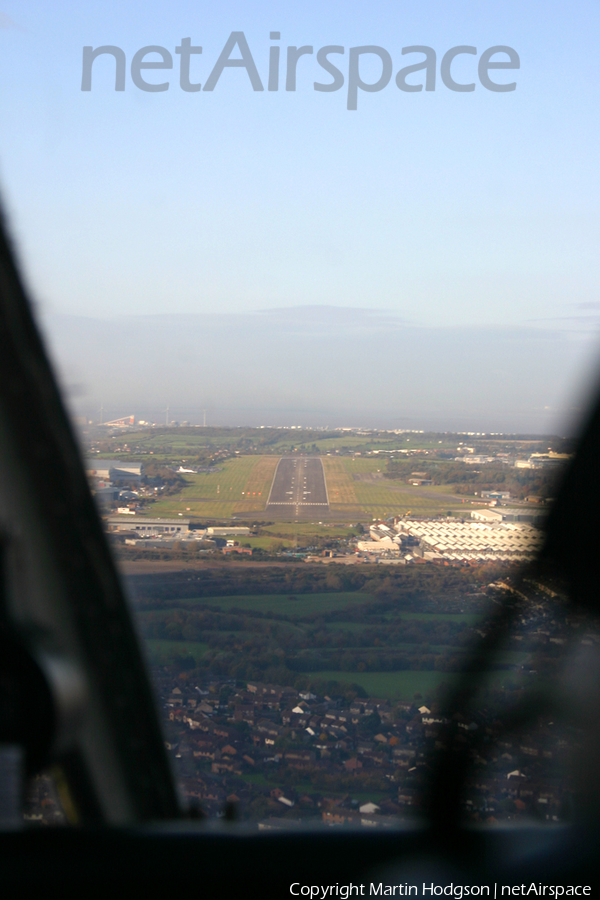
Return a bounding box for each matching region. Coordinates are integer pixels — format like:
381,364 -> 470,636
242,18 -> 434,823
266,457 -> 329,518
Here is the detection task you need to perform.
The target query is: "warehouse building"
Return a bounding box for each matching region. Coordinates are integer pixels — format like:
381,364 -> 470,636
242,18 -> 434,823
394,517 -> 543,564
206,527 -> 251,536
87,460 -> 143,483
471,509 -> 503,523
106,516 -> 191,534
472,508 -> 546,525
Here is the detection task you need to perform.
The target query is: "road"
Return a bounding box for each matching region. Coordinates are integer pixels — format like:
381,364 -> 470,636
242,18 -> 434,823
266,457 -> 329,518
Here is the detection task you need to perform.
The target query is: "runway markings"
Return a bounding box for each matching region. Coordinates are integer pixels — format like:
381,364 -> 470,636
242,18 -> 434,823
268,501 -> 329,506
266,456 -> 329,516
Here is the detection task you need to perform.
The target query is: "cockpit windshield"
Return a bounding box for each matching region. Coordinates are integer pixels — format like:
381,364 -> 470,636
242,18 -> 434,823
1,1 -> 600,846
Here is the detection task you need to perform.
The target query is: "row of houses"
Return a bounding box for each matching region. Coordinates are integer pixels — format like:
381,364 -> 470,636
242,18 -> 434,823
158,674 -> 572,826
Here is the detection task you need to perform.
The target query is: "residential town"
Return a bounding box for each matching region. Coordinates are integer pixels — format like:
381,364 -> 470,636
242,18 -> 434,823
156,665 -> 576,829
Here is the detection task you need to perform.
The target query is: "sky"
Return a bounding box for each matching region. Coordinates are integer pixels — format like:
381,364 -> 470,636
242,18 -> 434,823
0,2 -> 599,432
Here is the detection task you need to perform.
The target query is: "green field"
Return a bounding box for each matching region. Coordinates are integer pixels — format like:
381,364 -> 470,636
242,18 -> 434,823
305,669 -> 459,700
145,455 -> 278,518
144,631 -> 526,672
390,611 -> 486,624
304,667 -> 525,701
135,576 -> 526,703
261,522 -> 358,538
153,590 -> 490,623
241,536 -> 294,550
100,427 -> 467,461
311,434 -> 453,452
323,611 -> 487,627
320,630 -> 529,665
181,591 -> 375,616
144,639 -> 210,663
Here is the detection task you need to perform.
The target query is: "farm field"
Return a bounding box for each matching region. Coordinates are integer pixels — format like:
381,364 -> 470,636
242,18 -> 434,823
261,522 -> 358,538
130,560 -> 533,713
309,435 -> 457,453
99,427 -> 469,461
319,631 -> 529,665
241,536 -> 294,551
144,639 -> 210,664
304,669 -> 460,700
303,666 -> 526,701
386,611 -> 486,624
146,455 -> 278,518
322,610 -> 488,627
179,591 -> 375,616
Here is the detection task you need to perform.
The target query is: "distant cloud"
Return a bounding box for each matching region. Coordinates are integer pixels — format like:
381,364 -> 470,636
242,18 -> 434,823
36,305 -> 600,435
255,306 -> 410,336
0,12 -> 23,30
528,302 -> 600,324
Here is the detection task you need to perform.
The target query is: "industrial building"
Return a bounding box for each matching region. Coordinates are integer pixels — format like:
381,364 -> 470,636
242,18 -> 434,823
206,527 -> 251,536
106,516 -> 191,534
87,459 -> 143,483
471,508 -> 546,525
396,517 -> 542,563
357,514 -> 543,563
357,540 -> 395,554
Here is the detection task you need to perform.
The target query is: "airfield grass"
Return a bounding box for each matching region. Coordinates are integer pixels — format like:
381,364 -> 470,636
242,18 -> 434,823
322,457 -> 477,519
233,456 -> 279,512
340,458 -> 384,475
145,455 -> 277,518
321,457 -> 360,511
139,451 -> 477,524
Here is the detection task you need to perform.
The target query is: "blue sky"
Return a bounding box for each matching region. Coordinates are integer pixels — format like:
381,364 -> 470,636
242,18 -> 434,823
0,2 -> 598,429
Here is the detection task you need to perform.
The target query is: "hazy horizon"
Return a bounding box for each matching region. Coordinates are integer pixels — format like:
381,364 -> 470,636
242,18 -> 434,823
39,305 -> 600,436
